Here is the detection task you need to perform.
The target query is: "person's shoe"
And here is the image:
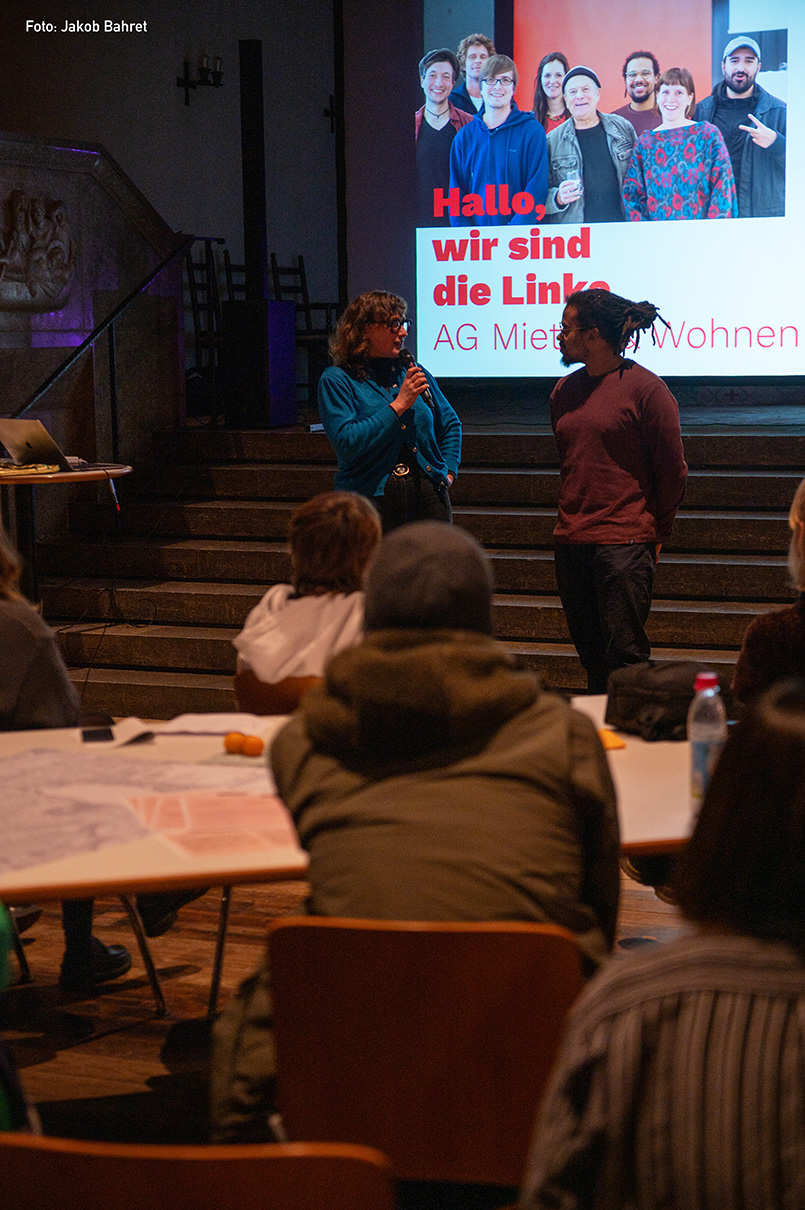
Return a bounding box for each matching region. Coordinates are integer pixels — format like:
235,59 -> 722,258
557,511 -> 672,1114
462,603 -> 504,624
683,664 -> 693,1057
136,889 -> 208,938
9,904 -> 42,934
59,936 -> 132,993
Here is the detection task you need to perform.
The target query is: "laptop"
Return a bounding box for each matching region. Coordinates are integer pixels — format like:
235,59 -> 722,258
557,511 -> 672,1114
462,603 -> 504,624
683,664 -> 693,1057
0,419 -> 74,473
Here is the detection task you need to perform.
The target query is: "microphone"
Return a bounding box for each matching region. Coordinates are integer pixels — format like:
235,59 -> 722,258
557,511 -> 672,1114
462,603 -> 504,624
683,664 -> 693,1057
399,347 -> 433,408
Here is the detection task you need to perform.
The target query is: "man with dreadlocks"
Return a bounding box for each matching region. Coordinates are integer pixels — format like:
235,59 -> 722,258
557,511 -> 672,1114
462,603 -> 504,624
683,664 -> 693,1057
552,288 -> 687,693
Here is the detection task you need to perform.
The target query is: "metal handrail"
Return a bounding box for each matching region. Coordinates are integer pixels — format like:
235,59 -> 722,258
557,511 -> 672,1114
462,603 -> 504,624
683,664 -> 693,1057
10,233 -> 196,458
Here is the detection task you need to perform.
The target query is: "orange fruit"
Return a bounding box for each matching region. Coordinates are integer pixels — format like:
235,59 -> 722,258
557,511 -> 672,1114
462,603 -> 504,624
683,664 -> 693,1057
241,735 -> 265,757
224,731 -> 246,753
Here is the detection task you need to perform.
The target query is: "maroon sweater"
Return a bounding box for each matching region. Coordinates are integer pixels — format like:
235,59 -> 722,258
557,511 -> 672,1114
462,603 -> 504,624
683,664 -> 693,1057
551,359 -> 687,544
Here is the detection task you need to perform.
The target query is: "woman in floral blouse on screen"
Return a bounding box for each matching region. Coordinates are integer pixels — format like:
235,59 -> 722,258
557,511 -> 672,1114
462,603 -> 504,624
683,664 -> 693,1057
622,67 -> 737,220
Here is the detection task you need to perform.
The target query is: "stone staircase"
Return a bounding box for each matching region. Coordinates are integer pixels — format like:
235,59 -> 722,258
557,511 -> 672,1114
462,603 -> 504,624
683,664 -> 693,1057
39,427 -> 801,719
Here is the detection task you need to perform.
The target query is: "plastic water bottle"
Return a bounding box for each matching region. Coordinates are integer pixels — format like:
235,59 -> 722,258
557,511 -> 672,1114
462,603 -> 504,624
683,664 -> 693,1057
687,671 -> 728,819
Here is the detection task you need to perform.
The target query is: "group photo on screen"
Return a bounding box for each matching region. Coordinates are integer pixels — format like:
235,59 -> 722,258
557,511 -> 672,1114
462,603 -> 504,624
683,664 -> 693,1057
414,0 -> 800,378
415,2 -> 787,227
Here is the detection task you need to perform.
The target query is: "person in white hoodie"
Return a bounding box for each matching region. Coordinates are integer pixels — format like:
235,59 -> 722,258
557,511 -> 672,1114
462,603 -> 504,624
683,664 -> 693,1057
233,492 -> 381,715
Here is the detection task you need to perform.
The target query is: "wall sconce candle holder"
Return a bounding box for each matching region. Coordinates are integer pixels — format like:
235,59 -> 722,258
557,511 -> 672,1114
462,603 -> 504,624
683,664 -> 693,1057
177,55 -> 223,105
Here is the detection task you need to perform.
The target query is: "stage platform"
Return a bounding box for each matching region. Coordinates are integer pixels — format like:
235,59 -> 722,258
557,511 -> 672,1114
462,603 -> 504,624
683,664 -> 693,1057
436,374 -> 805,434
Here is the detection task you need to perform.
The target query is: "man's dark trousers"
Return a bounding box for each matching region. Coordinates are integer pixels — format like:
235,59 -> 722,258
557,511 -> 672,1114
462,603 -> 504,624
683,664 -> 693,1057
554,541 -> 656,693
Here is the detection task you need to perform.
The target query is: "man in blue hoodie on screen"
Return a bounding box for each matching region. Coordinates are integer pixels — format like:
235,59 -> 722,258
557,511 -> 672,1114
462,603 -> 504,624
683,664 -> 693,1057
448,54 -> 548,226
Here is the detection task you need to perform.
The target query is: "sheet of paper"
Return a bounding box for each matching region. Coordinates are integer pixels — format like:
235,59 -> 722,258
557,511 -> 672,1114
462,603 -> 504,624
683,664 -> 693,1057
126,791 -> 298,857
157,713 -> 290,740
0,748 -> 289,875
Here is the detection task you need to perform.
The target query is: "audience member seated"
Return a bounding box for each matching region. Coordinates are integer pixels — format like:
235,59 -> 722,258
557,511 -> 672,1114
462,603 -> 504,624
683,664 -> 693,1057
233,492 -> 381,715
0,527 -> 131,992
0,533 -> 82,733
733,476 -> 805,704
210,522 -> 620,1142
0,527 -> 200,990
520,678 -> 805,1210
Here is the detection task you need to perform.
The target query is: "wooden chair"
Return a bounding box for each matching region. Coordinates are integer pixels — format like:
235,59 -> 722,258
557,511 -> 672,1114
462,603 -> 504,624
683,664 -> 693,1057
269,253 -> 338,336
268,918 -> 585,1188
184,238 -> 227,419
269,253 -> 337,404
223,249 -> 247,302
0,1134 -> 397,1210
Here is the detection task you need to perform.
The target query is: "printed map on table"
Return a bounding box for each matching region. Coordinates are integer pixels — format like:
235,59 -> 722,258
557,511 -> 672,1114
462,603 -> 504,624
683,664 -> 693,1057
0,748 -> 298,875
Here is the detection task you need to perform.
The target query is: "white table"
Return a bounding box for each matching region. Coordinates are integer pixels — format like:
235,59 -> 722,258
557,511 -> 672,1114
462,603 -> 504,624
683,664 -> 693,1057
0,703 -> 695,903
0,720 -> 307,902
0,701 -> 694,1007
572,695 -> 693,855
0,464 -> 132,601
0,717 -> 307,1014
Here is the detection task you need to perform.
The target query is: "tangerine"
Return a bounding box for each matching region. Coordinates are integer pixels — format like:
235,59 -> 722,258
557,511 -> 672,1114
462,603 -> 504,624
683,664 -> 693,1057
241,735 -> 265,757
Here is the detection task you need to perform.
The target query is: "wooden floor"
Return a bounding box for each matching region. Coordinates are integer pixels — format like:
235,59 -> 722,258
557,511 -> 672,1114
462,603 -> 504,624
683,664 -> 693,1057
2,874 -> 688,1144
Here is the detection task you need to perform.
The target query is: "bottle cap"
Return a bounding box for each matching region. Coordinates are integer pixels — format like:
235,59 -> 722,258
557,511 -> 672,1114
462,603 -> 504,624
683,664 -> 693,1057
694,671 -> 719,692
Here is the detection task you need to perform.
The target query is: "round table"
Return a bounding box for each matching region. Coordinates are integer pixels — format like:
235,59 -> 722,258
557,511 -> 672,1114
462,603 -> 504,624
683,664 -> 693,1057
0,463 -> 132,601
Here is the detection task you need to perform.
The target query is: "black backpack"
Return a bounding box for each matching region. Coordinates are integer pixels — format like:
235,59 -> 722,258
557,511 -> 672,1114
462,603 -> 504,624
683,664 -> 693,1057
604,661 -> 733,741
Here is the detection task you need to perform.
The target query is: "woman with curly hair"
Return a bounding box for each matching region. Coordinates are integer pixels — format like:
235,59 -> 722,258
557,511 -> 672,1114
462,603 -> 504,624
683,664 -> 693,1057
622,67 -> 737,220
317,290 -> 462,532
532,51 -> 569,133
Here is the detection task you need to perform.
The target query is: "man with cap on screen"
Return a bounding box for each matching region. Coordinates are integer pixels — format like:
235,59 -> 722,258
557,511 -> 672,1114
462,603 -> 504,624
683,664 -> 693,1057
695,36 -> 786,217
210,521 -> 620,1141
545,66 -> 635,223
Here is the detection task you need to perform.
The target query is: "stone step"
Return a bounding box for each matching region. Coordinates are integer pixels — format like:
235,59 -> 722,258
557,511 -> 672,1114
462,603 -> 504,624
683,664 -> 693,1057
494,595 -> 760,648
51,609 -> 760,687
68,667 -> 236,720
39,540 -> 791,601
504,641 -> 738,695
51,425 -> 800,723
38,539 -> 292,585
71,499 -> 298,541
58,623 -> 240,673
65,640 -> 737,719
50,603 -> 760,667
454,468 -> 801,510
159,426 -> 805,471
43,579 -> 265,627
460,508 -> 789,553
489,548 -> 789,600
139,462 -> 802,511
70,498 -> 791,554
144,462 -> 336,502
43,580 -> 765,649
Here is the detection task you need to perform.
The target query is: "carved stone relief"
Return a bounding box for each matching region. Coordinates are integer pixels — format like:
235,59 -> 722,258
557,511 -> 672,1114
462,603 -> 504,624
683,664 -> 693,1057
0,191 -> 76,310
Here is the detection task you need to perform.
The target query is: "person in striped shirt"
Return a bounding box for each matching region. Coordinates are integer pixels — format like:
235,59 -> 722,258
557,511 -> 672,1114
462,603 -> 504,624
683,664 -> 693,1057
520,677 -> 805,1210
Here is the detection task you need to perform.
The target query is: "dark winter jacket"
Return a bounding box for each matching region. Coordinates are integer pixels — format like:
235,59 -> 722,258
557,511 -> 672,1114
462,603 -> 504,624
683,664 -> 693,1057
695,82 -> 786,218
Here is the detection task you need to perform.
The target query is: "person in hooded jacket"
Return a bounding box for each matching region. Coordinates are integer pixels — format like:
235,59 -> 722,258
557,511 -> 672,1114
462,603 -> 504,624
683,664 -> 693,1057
449,54 -> 548,226
210,522 -> 620,1143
